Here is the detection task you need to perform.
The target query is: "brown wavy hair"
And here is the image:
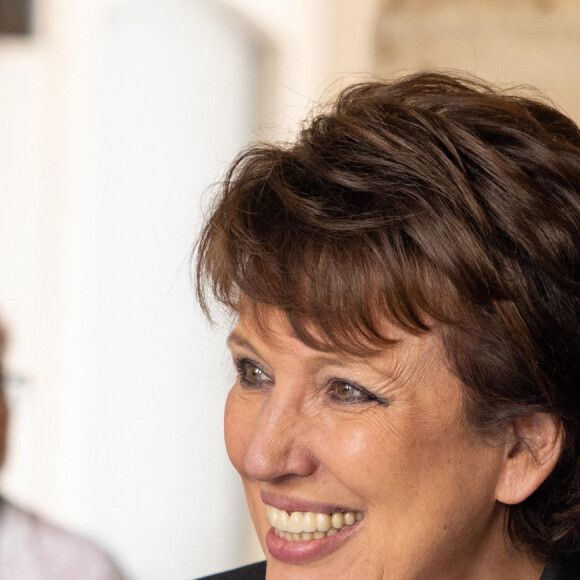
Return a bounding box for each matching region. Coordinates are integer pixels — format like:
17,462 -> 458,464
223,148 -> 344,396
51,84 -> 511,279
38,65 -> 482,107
195,72 -> 580,560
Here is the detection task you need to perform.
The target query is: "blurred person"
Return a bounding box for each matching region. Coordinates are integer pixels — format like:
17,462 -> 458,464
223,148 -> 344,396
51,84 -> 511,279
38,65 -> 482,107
0,322 -> 127,580
195,73 -> 580,579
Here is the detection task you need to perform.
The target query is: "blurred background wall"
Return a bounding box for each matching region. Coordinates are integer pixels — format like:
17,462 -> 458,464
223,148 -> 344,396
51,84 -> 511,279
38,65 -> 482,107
0,0 -> 578,578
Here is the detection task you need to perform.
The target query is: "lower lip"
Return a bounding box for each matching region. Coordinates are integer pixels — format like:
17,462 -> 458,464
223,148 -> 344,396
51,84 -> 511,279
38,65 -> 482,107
265,521 -> 362,564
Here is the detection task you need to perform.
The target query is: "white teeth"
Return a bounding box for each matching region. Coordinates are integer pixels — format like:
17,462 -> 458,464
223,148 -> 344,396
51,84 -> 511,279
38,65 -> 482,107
331,512 -> 344,529
268,507 -> 278,528
287,512 -> 304,533
277,510 -> 289,532
303,512 -> 317,533
264,504 -> 364,541
316,513 -> 332,532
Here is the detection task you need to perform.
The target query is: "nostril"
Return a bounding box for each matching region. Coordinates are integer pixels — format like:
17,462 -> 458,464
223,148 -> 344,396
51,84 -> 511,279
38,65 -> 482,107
279,448 -> 319,478
243,432 -> 320,482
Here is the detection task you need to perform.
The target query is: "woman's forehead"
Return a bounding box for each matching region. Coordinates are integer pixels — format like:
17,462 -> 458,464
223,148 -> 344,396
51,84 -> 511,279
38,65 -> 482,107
236,300 -> 434,344
231,306 -> 443,373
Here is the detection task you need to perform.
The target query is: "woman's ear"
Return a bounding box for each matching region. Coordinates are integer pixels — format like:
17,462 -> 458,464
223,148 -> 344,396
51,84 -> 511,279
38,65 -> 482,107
495,413 -> 564,505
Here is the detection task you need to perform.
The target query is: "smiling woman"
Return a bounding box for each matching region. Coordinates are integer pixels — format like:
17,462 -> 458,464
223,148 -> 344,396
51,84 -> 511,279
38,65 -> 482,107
194,72 -> 580,579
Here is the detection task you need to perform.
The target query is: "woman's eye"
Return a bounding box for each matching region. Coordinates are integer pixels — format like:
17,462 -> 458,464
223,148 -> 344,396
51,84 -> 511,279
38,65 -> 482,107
235,358 -> 271,388
329,380 -> 388,406
331,381 -> 367,402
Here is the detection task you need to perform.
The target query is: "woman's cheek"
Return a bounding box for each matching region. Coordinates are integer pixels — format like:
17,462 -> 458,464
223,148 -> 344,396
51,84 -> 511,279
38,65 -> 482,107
329,412 -> 395,457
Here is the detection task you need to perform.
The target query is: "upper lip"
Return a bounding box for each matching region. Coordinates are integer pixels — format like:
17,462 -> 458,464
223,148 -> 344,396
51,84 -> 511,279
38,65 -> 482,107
260,490 -> 361,515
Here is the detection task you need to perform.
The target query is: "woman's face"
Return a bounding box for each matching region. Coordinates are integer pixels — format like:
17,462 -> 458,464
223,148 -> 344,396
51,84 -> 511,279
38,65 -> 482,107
225,308 -> 515,580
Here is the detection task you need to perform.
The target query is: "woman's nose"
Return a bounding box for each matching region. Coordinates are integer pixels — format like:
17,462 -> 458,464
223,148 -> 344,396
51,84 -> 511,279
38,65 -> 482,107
242,390 -> 319,482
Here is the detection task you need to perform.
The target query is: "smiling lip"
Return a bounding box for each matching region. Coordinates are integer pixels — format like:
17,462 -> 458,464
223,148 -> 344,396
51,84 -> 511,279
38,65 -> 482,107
260,491 -> 364,564
260,491 -> 360,514
265,521 -> 362,564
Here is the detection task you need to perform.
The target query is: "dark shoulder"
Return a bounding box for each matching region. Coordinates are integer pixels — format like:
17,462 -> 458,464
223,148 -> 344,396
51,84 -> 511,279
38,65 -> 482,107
541,553 -> 580,580
196,561 -> 266,580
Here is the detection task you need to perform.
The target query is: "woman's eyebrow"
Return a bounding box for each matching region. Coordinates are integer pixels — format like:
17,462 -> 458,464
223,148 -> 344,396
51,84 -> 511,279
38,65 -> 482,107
228,330 -> 347,365
226,331 -> 262,359
227,330 -> 395,378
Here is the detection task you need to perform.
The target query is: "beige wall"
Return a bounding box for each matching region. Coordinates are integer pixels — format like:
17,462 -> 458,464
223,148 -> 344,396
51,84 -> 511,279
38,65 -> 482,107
375,0 -> 580,121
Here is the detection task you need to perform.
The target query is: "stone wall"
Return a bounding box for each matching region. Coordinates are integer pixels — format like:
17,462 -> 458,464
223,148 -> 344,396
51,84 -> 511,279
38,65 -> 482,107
375,0 -> 580,121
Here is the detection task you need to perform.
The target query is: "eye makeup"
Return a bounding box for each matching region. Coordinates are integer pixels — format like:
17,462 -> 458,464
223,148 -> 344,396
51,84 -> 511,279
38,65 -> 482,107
234,356 -> 273,389
233,354 -> 389,407
326,379 -> 389,407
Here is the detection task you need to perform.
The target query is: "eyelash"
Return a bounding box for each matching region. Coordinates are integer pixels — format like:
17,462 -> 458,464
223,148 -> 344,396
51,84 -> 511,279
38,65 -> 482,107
234,357 -> 272,390
327,379 -> 389,407
233,356 -> 388,407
